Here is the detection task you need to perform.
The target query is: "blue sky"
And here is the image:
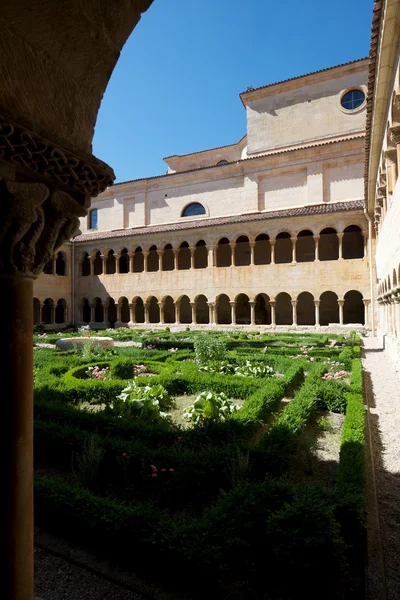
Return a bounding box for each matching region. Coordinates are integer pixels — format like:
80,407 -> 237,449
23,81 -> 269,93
93,0 -> 373,183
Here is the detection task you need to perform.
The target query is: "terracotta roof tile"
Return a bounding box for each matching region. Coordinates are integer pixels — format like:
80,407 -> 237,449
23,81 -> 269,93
74,200 -> 365,244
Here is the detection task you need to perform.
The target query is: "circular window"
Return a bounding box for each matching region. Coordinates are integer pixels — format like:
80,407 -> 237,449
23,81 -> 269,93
340,89 -> 365,111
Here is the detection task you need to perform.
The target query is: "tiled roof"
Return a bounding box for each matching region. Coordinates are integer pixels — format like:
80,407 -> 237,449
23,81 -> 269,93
74,200 -> 365,244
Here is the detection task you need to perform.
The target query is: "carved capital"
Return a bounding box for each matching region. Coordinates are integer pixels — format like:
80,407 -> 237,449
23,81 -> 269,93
389,125 -> 400,146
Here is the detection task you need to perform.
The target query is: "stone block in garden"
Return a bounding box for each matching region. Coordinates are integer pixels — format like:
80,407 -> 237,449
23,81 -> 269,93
55,337 -> 114,350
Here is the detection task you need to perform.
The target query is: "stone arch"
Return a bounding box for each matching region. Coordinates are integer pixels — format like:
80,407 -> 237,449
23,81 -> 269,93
254,234 -> 271,265
163,296 -> 175,324
163,244 -> 174,271
147,245 -> 159,272
43,260 -> 53,275
55,298 -> 67,324
55,251 -> 67,275
93,250 -> 102,275
118,297 -> 130,323
133,296 -> 145,323
106,298 -> 117,326
235,293 -> 250,324
342,225 -> 364,259
147,296 -> 160,323
82,298 -> 91,323
319,228 -> 339,261
344,290 -> 365,324
178,241 -> 191,270
178,295 -> 191,323
296,230 -> 315,262
235,235 -> 251,267
82,252 -> 90,276
216,293 -> 231,324
105,249 -> 116,274
275,292 -> 292,325
275,232 -> 292,264
393,268 -> 397,289
255,293 -> 271,324
133,246 -> 144,272
93,297 -> 104,323
194,240 -> 207,269
319,291 -> 339,325
194,294 -> 209,324
216,237 -> 231,267
296,292 -> 315,325
41,298 -> 54,324
119,248 -> 130,274
33,298 -> 41,325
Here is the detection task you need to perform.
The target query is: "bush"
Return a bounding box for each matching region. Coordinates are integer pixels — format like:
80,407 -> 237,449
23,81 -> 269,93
183,391 -> 240,424
315,379 -> 348,413
194,335 -> 227,365
108,381 -> 173,420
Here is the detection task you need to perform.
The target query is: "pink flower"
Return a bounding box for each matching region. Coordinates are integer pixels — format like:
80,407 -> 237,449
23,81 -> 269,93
151,473 -> 157,478
161,468 -> 167,472
177,436 -> 183,441
150,464 -> 157,472
122,453 -> 127,457
169,468 -> 175,473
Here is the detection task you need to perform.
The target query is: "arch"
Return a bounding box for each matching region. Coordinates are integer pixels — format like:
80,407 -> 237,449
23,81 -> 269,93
93,297 -> 104,323
181,202 -> 206,217
254,234 -> 271,265
178,295 -> 192,324
119,248 -> 130,274
178,241 -> 191,270
107,298 -> 117,326
89,208 -> 98,230
216,294 -> 231,324
148,296 -> 160,324
118,297 -> 130,323
105,250 -> 116,274
93,250 -> 102,275
235,293 -> 250,324
81,252 -> 90,276
134,297 -> 145,323
147,245 -> 159,272
163,296 -> 175,324
216,237 -> 231,267
275,232 -> 292,264
195,294 -> 209,324
235,235 -> 251,267
55,298 -> 66,324
319,228 -> 339,261
194,240 -> 207,269
342,225 -> 364,259
344,290 -> 364,325
217,159 -> 228,166
255,293 -> 271,325
43,260 -> 53,275
41,298 -> 54,325
319,291 -> 339,325
296,230 -> 315,262
133,246 -> 144,273
393,269 -> 398,289
296,292 -> 315,325
55,251 -> 66,276
162,243 -> 174,271
82,298 -> 91,323
33,298 -> 41,325
275,292 -> 292,325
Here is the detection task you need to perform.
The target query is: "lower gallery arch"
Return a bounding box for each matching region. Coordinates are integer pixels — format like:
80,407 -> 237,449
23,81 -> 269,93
216,238 -> 231,267
195,295 -> 209,324
163,296 -> 175,324
194,240 -> 207,269
41,298 -> 53,324
255,293 -> 271,324
33,298 -> 41,324
93,297 -> 104,323
119,297 -> 130,323
319,291 -> 339,325
107,298 -> 117,326
55,298 -> 66,324
296,292 -> 315,325
275,292 -> 292,325
216,294 -> 231,324
235,293 -> 250,324
178,295 -> 192,323
82,298 -> 91,323
148,296 -> 160,323
147,245 -> 159,272
344,290 -> 364,324
134,297 -> 145,323
254,234 -> 271,265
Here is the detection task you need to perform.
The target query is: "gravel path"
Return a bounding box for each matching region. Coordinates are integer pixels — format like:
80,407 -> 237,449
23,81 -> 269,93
363,336 -> 400,599
35,547 -> 146,600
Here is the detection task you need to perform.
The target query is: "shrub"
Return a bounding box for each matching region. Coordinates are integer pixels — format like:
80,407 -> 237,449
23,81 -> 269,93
234,360 -> 275,378
108,381 -> 173,420
72,434 -> 105,488
194,335 -> 227,365
183,391 -> 240,424
315,379 -> 348,413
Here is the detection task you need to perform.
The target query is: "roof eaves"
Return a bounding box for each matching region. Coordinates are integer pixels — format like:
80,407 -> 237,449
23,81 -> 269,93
163,134 -> 247,162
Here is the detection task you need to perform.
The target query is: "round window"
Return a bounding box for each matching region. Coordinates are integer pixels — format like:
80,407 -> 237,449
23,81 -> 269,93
340,89 -> 365,111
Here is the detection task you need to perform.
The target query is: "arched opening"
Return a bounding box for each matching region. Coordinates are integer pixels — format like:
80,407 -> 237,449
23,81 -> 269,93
107,298 -> 117,326
195,295 -> 209,324
344,291 -> 364,324
164,296 -> 175,324
89,209 -> 98,230
119,248 -> 130,273
297,292 -> 315,325
134,297 -> 145,323
33,298 -> 41,324
106,250 -> 116,274
82,298 -> 91,323
55,299 -> 66,324
147,245 -> 159,272
82,252 -> 90,276
275,292 -> 292,325
235,236 -> 251,267
148,297 -> 160,323
178,295 -> 192,323
216,294 -> 231,324
119,297 -> 130,323
296,231 -> 315,262
319,228 -> 339,261
93,251 -> 102,275
254,234 -> 271,265
342,225 -> 364,259
181,202 -> 206,217
255,293 -> 271,324
393,269 -> 398,290
55,252 -> 66,275
275,232 -> 292,264
162,244 -> 174,271
94,298 -> 104,323
216,238 -> 231,267
41,298 -> 53,324
133,247 -> 144,273
43,260 -> 53,275
194,240 -> 207,269
235,293 -> 250,324
319,291 -> 339,325
178,241 -> 191,270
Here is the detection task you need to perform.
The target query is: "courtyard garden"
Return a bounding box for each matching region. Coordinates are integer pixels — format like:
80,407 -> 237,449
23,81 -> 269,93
33,328 -> 365,599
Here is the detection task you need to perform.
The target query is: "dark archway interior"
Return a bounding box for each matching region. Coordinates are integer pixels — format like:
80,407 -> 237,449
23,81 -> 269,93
344,291 -> 364,324
319,291 -> 339,325
297,292 -> 315,325
343,226 -> 364,259
254,234 -> 271,265
319,228 -> 339,261
217,294 -> 231,324
296,231 -> 315,262
255,294 -> 271,324
275,293 -> 292,325
217,238 -> 231,267
275,232 -> 292,264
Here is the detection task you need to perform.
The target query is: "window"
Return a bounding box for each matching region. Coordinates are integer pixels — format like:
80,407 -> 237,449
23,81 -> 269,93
217,159 -> 228,166
181,203 -> 206,218
89,209 -> 98,229
340,89 -> 365,111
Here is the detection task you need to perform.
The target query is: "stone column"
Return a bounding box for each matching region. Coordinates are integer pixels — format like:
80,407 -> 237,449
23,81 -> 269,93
175,301 -> 181,324
249,242 -> 255,266
270,300 -> 276,327
158,302 -> 165,325
116,303 -> 122,323
291,300 -> 297,326
115,253 -> 120,274
208,301 -> 215,324
189,246 -> 196,269
128,252 -> 134,273
230,301 -> 236,324
144,302 -> 150,324
337,233 -> 343,260
314,235 -> 320,261
314,300 -> 320,327
394,292 -> 400,338
103,304 -> 109,327
50,302 -> 55,325
64,304 -> 68,324
52,254 -> 57,275
363,299 -> 370,329
229,243 -> 236,267
89,256 -> 95,276
157,249 -> 164,271
143,251 -> 149,272
190,301 -> 196,324
291,237 -> 296,264
249,301 -> 256,326
90,303 -> 96,324
208,245 -> 215,267
100,253 -> 107,274
77,304 -> 83,323
39,302 -> 45,323
270,241 -> 276,264
173,249 -> 178,270
338,299 -> 344,326
362,231 -> 368,258
129,302 -> 136,326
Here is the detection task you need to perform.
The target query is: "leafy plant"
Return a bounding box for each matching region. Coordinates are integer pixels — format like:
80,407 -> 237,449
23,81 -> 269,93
194,335 -> 227,366
183,391 -> 240,424
317,415 -> 334,432
72,434 -> 105,488
199,360 -> 236,375
108,381 -> 172,420
235,360 -> 275,378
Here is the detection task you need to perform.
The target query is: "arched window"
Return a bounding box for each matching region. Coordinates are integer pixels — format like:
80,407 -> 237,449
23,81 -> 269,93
181,203 -> 206,218
217,159 -> 228,166
89,209 -> 98,230
55,252 -> 66,275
